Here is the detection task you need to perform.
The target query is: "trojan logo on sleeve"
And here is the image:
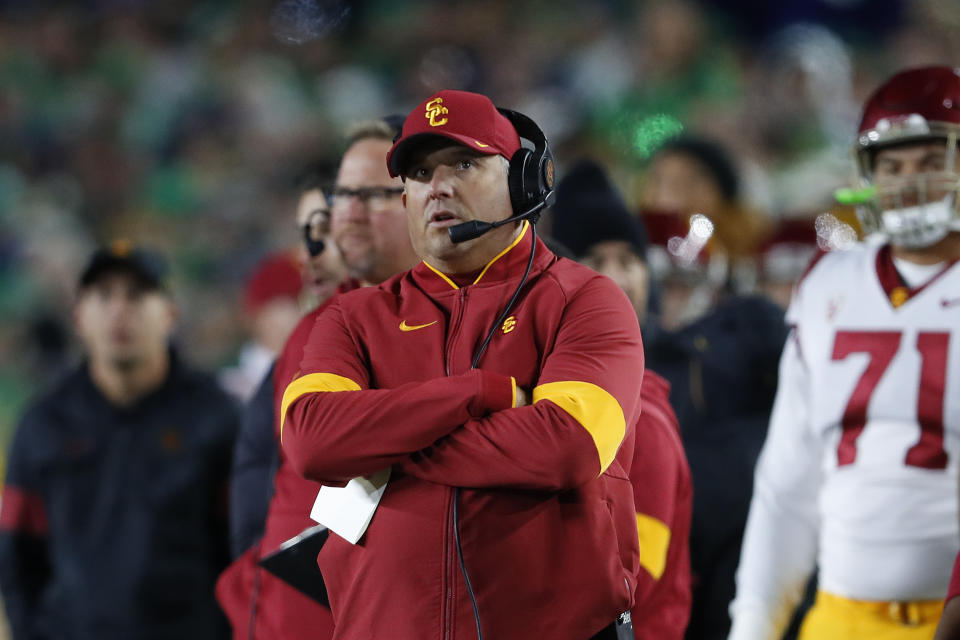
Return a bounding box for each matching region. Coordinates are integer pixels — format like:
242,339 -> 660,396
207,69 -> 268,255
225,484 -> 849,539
425,98 -> 449,127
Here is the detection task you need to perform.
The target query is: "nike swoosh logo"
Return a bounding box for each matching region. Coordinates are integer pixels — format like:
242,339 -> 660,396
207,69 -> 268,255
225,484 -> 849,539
399,320 -> 437,332
942,298 -> 960,308
473,140 -> 490,148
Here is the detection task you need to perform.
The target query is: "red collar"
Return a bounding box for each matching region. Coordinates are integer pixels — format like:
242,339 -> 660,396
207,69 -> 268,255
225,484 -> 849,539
412,221 -> 554,295
875,244 -> 958,309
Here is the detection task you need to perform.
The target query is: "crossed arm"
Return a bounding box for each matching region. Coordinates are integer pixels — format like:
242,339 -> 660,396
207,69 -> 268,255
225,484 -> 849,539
280,277 -> 644,492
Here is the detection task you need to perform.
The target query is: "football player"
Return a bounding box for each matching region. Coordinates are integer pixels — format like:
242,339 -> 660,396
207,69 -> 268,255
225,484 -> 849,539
729,66 -> 960,640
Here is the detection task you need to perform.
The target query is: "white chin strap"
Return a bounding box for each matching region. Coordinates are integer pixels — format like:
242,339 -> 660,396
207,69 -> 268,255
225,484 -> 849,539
882,194 -> 960,249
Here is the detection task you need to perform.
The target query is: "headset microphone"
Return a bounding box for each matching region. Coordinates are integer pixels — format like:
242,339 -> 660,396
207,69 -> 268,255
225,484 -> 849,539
447,197 -> 552,244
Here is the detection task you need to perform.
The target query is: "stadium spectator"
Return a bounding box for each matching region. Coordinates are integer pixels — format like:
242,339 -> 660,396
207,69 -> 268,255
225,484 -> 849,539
219,251 -> 304,402
639,136 -> 788,640
754,217 -> 820,310
641,135 -> 770,328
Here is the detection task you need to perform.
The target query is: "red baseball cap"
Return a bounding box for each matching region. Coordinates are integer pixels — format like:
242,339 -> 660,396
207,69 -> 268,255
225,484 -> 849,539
243,252 -> 303,314
386,90 -> 521,177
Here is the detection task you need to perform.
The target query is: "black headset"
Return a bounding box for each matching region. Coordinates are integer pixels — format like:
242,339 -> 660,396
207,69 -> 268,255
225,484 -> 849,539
498,108 -> 557,218
447,109 -> 556,245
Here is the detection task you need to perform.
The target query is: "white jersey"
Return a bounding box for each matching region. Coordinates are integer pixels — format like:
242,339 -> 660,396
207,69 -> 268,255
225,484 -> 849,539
729,241 -> 960,640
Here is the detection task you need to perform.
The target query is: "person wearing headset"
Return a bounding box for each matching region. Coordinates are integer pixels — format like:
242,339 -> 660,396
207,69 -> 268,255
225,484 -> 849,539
280,90 -> 644,640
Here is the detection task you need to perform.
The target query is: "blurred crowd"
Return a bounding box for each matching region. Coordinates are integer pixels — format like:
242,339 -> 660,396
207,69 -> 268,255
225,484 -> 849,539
2,0 -> 960,638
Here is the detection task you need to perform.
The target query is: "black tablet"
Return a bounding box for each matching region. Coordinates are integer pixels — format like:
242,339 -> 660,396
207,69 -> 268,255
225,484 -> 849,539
257,524 -> 330,606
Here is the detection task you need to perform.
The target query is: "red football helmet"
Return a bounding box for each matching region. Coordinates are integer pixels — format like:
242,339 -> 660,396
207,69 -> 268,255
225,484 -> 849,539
853,66 -> 960,247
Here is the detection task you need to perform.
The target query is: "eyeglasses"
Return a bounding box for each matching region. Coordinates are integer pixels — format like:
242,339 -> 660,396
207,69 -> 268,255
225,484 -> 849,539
331,186 -> 404,208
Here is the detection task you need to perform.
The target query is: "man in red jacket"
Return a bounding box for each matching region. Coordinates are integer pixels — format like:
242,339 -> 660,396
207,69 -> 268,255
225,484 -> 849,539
217,118 -> 419,639
281,90 -> 645,640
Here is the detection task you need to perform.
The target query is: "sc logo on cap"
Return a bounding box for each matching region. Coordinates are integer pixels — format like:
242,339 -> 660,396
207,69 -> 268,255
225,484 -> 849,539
425,98 -> 449,127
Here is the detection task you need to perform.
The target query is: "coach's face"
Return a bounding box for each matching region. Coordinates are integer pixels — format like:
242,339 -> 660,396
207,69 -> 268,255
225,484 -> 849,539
402,139 -> 518,274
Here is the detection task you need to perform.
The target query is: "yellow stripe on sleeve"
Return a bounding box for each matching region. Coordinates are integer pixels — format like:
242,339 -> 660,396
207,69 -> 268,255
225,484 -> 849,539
279,372 -> 361,442
532,380 -> 626,473
636,513 -> 672,580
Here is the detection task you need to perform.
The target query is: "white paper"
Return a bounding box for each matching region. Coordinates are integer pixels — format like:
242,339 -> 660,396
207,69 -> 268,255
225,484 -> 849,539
310,468 -> 391,544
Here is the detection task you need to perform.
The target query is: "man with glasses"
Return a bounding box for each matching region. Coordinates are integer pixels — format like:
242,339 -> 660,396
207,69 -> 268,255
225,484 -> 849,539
329,130 -> 419,286
217,118 -> 418,640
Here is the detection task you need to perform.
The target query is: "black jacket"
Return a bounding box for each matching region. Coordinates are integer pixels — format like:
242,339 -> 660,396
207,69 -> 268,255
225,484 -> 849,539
645,295 -> 787,640
228,365 -> 277,558
0,354 -> 238,640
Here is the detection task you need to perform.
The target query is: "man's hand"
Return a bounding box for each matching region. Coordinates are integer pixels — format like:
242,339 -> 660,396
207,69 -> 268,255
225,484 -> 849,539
515,386 -> 531,408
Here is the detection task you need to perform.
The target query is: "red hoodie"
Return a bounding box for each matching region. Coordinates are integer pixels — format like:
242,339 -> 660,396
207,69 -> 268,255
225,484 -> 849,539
282,224 -> 645,640
630,371 -> 693,639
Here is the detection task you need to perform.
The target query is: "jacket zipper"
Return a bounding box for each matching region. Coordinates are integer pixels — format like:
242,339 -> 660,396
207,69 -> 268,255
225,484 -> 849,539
442,288 -> 468,639
444,288 -> 468,377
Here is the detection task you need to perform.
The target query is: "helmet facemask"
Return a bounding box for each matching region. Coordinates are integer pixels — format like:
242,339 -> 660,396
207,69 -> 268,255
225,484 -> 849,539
853,120 -> 960,249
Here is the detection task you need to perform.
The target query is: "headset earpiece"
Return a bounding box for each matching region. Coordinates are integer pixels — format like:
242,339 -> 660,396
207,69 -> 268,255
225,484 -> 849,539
497,108 -> 555,217
448,108 -> 555,245
507,147 -> 533,217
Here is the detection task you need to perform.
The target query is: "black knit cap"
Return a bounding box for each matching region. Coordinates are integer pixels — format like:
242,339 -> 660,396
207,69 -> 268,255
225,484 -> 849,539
550,159 -> 648,260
